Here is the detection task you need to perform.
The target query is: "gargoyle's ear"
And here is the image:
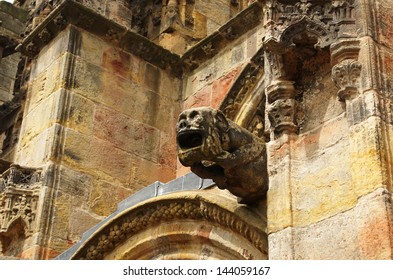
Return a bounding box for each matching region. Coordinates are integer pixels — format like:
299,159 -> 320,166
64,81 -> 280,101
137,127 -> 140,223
214,109 -> 229,132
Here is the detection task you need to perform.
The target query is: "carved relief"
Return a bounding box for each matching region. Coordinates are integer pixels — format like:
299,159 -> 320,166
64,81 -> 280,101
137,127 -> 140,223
330,0 -> 355,21
176,107 -> 268,204
38,29 -> 51,43
221,48 -> 265,124
53,14 -> 67,29
25,42 -> 39,58
72,198 -> 267,259
332,59 -> 362,101
263,1 -> 358,137
266,79 -> 298,136
264,0 -> 345,49
165,0 -> 180,20
267,98 -> 298,134
0,165 -> 42,236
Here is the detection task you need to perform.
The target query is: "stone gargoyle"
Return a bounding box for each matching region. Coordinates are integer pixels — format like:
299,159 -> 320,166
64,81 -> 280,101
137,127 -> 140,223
176,107 -> 268,204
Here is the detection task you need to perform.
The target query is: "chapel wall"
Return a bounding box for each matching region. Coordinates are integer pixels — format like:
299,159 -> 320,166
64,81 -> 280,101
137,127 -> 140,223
13,24 -> 181,257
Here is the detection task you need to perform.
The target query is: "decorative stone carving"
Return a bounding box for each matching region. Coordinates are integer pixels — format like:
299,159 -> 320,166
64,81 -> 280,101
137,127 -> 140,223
166,0 -> 180,20
221,26 -> 239,40
176,107 -> 268,204
267,98 -> 298,134
266,80 -> 298,135
0,165 -> 42,236
221,48 -> 265,122
330,0 -> 355,21
71,197 -> 267,259
38,29 -> 51,43
105,29 -> 120,43
264,0 -> 340,49
25,42 -> 39,58
332,59 -> 362,101
201,42 -> 214,55
53,14 -> 67,29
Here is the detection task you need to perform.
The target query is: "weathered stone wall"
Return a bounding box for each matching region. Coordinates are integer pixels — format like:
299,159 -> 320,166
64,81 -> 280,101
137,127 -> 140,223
194,0 -> 252,35
14,25 -> 181,258
267,0 -> 393,259
176,0 -> 393,260
2,0 -> 392,260
0,53 -> 18,103
0,1 -> 27,104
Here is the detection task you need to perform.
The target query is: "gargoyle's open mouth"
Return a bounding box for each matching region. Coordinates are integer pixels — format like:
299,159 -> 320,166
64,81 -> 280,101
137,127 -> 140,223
177,131 -> 203,150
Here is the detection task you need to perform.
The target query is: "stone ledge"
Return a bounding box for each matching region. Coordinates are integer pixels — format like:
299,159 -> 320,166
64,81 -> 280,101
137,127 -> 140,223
17,0 -> 263,77
182,2 -> 262,72
17,0 -> 182,74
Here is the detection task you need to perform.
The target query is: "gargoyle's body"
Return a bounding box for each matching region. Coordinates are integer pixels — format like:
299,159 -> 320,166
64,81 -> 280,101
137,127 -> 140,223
176,107 -> 268,204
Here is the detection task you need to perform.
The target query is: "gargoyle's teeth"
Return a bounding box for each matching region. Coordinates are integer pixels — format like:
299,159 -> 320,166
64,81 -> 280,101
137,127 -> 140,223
177,131 -> 203,149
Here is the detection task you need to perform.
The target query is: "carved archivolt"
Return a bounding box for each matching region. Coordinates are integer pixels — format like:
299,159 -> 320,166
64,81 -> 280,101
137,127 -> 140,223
71,192 -> 267,260
220,48 -> 266,138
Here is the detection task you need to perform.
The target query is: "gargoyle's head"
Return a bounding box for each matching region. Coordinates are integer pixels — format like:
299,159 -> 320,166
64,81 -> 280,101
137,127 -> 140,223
176,107 -> 228,166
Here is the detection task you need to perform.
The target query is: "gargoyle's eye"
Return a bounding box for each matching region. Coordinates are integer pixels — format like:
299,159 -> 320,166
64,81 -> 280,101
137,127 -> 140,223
177,119 -> 188,130
189,110 -> 199,119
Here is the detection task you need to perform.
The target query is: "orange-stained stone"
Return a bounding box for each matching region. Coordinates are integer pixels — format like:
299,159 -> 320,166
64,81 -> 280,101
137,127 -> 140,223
212,66 -> 242,108
183,85 -> 212,109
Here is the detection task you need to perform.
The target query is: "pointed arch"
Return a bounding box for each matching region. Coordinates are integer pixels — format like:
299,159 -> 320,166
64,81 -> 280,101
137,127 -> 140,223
279,17 -> 333,49
0,217 -> 27,257
219,47 -> 266,139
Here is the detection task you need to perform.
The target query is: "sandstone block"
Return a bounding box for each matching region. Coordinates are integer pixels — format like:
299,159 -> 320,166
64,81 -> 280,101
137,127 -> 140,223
102,47 -> 131,80
183,85 -> 212,109
66,92 -> 95,135
27,53 -> 66,109
143,63 -> 161,92
269,188 -> 393,259
89,179 -> 133,216
68,208 -> 102,242
80,30 -> 111,66
212,66 -> 241,108
93,105 -> 145,156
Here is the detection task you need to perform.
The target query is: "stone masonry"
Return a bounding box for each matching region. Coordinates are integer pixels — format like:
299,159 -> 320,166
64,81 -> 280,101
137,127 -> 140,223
0,0 -> 392,260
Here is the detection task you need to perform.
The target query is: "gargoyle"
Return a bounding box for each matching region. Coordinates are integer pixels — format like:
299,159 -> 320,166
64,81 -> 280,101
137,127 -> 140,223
176,107 -> 268,204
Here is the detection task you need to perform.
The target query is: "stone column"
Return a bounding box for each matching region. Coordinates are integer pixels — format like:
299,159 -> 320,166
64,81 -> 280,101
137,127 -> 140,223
264,48 -> 298,259
328,0 -> 393,258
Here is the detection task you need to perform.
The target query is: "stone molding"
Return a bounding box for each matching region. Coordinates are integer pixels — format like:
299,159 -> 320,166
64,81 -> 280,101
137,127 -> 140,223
0,164 -> 42,236
70,193 -> 267,260
220,47 -> 266,138
17,0 -> 181,73
182,2 -> 262,71
17,0 -> 263,77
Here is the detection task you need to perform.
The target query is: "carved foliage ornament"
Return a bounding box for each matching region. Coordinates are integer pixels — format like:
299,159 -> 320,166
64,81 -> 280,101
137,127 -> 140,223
331,59 -> 362,101
176,107 -> 268,204
72,198 -> 267,259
